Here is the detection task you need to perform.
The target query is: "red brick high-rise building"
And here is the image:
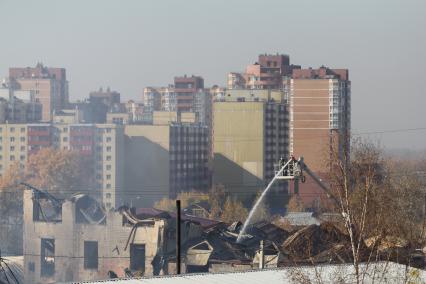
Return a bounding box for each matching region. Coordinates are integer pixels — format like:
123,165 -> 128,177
227,54 -> 300,90
174,75 -> 204,112
288,67 -> 351,207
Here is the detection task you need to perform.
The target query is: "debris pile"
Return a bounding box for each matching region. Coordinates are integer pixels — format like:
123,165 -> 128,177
282,222 -> 354,263
0,255 -> 23,284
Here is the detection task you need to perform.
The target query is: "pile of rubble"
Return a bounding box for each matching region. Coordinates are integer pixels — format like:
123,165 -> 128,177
282,222 -> 365,264
0,255 -> 23,284
279,222 -> 425,268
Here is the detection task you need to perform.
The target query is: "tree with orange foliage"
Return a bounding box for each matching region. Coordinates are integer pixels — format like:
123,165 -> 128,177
0,163 -> 25,254
25,147 -> 94,196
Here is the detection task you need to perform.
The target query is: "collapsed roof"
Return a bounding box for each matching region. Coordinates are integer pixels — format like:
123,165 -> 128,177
0,255 -> 23,284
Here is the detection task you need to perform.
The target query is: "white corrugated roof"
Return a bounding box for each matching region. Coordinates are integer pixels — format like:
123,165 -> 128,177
282,212 -> 320,226
70,262 -> 426,284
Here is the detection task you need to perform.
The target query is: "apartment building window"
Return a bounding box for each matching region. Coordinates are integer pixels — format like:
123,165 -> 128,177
106,146 -> 111,152
106,128 -> 111,133
63,127 -> 68,132
106,137 -> 112,142
106,193 -> 111,199
20,155 -> 25,161
106,165 -> 111,171
41,238 -> 55,277
106,156 -> 111,161
10,137 -> 15,142
10,127 -> 15,132
0,155 -> 2,160
10,156 -> 15,161
20,128 -> 25,133
10,146 -> 15,151
84,241 -> 98,269
63,137 -> 68,142
106,174 -> 111,180
20,137 -> 25,142
106,184 -> 111,189
106,202 -> 111,208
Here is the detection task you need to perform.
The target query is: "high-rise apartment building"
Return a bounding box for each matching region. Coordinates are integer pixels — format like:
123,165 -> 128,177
0,123 -> 124,209
144,76 -> 211,128
142,87 -> 163,113
0,124 -> 29,174
193,90 -> 212,127
9,63 -> 69,121
161,88 -> 177,112
88,87 -> 121,123
124,124 -> 210,207
174,75 -> 204,112
93,124 -> 125,208
0,120 -> 209,209
0,86 -> 42,123
288,67 -> 350,206
213,99 -> 289,205
224,55 -> 351,208
227,54 -> 299,90
143,86 -> 176,113
51,123 -> 124,208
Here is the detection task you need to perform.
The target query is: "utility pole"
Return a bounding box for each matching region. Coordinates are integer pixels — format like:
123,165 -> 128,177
176,199 -> 181,274
424,193 -> 426,218
259,240 -> 264,269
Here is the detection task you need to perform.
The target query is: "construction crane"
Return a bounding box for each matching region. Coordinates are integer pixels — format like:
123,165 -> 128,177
274,156 -> 329,195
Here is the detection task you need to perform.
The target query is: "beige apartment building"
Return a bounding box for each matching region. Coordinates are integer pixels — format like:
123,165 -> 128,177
124,123 -> 210,207
221,89 -> 285,102
14,79 -> 61,121
50,123 -> 125,209
213,100 -> 288,203
0,124 -> 28,174
0,123 -> 124,209
0,120 -> 210,209
92,124 -> 125,208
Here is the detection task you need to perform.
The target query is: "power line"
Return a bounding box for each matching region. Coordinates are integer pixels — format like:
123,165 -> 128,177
353,127 -> 426,135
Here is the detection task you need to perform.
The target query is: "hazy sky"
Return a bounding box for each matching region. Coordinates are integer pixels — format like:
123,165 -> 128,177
0,0 -> 425,149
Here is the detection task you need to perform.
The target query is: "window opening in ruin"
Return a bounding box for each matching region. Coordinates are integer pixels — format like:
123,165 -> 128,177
130,244 -> 146,273
40,238 -> 55,277
28,262 -> 35,272
84,241 -> 98,269
28,185 -> 63,223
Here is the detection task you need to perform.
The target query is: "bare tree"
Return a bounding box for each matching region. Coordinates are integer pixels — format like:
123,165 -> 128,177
324,138 -> 426,283
326,139 -> 387,283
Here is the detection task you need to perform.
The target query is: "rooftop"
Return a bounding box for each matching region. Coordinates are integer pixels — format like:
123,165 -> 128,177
70,262 -> 426,284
